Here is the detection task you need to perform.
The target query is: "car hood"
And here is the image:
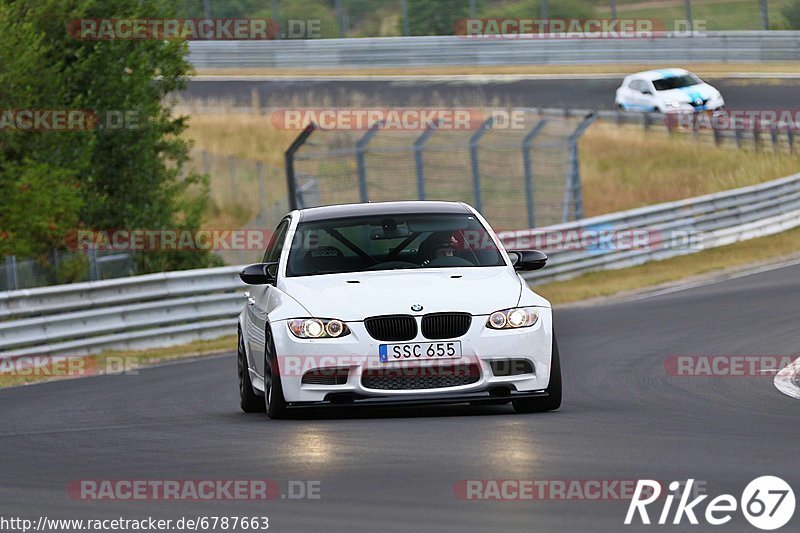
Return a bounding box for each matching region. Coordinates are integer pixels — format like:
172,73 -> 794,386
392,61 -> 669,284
280,267 -> 541,321
657,83 -> 717,103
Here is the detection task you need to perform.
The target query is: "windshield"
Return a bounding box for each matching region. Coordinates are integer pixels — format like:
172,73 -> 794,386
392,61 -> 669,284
286,213 -> 506,277
652,74 -> 701,91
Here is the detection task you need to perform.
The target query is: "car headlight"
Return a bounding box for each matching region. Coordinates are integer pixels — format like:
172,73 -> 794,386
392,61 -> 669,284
288,318 -> 351,338
486,307 -> 539,330
665,101 -> 681,108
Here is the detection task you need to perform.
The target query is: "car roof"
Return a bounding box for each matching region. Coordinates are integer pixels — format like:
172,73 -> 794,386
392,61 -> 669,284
297,201 -> 471,222
630,68 -> 691,81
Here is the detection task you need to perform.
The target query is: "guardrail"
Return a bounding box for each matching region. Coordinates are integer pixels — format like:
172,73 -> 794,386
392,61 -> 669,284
506,172 -> 800,284
187,31 -> 800,69
2,171 -> 800,358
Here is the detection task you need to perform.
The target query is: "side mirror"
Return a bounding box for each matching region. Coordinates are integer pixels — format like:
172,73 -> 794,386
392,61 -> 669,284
642,89 -> 653,96
239,262 -> 278,285
507,250 -> 548,271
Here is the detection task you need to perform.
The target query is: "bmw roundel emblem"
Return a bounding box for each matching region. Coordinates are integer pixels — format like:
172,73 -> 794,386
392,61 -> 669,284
411,304 -> 423,312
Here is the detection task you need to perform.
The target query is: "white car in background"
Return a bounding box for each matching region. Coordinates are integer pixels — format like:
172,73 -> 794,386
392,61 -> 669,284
614,68 -> 724,113
237,201 -> 561,418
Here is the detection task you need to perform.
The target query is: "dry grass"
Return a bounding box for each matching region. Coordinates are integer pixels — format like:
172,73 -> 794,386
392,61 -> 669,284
0,335 -> 236,388
187,110 -> 297,165
183,108 -> 298,228
580,122 -> 800,216
535,225 -> 800,305
185,108 -> 800,226
194,62 -> 800,78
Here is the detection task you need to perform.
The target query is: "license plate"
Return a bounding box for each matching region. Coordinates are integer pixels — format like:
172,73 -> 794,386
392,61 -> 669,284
379,341 -> 462,363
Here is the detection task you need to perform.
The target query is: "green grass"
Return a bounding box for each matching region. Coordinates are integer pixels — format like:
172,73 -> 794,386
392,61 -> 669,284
598,0 -> 792,30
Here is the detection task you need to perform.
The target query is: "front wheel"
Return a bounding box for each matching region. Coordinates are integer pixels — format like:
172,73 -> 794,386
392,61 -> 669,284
265,326 -> 290,419
513,332 -> 562,413
238,329 -> 265,413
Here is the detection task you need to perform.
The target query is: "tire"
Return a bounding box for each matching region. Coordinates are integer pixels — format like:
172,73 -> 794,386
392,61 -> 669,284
238,329 -> 265,413
513,332 -> 562,413
264,325 -> 290,419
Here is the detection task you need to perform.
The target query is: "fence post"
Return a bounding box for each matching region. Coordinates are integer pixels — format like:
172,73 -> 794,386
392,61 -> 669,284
788,128 -> 795,154
284,122 -> 316,211
735,127 -> 743,149
684,0 -> 693,34
87,248 -> 99,281
250,87 -> 261,115
50,248 -> 60,285
712,119 -> 722,146
521,119 -> 549,229
770,126 -> 779,153
256,161 -> 266,225
5,255 -> 17,291
413,120 -> 439,200
563,113 -> 597,222
227,155 -> 238,202
469,117 -> 493,213
355,120 -> 384,203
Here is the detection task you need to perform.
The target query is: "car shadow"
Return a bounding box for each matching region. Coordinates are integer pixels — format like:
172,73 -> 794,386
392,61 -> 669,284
282,402 -> 517,420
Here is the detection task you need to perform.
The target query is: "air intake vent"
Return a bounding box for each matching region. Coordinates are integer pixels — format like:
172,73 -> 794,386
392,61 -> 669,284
489,359 -> 535,376
301,368 -> 349,386
421,313 -> 472,339
364,315 -> 417,341
361,364 -> 480,390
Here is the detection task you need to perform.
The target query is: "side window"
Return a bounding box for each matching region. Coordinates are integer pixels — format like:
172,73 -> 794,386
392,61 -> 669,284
629,80 -> 643,92
263,219 -> 290,263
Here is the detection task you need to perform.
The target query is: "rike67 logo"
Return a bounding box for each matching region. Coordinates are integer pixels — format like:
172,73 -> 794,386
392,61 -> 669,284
625,477 -> 795,530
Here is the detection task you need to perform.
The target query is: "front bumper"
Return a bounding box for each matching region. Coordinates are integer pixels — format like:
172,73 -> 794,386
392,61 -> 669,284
270,307 -> 554,404
290,389 -> 551,409
664,96 -> 725,113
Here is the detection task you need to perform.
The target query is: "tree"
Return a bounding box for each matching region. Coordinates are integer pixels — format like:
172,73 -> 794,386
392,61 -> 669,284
0,0 -> 219,274
784,0 -> 800,29
404,0 -> 470,36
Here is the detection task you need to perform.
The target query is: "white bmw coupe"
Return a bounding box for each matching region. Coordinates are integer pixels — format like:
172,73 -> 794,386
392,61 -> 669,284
237,201 -> 561,418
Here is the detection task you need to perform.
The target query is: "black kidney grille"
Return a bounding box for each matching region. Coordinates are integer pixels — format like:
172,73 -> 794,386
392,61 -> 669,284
364,315 -> 417,341
361,364 -> 481,390
421,313 -> 472,340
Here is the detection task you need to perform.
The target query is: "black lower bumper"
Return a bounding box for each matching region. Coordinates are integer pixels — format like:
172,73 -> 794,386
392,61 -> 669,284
287,389 -> 549,409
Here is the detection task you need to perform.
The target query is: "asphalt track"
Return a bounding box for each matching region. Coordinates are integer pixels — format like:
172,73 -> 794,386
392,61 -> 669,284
182,77 -> 800,111
1,262 -> 798,532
